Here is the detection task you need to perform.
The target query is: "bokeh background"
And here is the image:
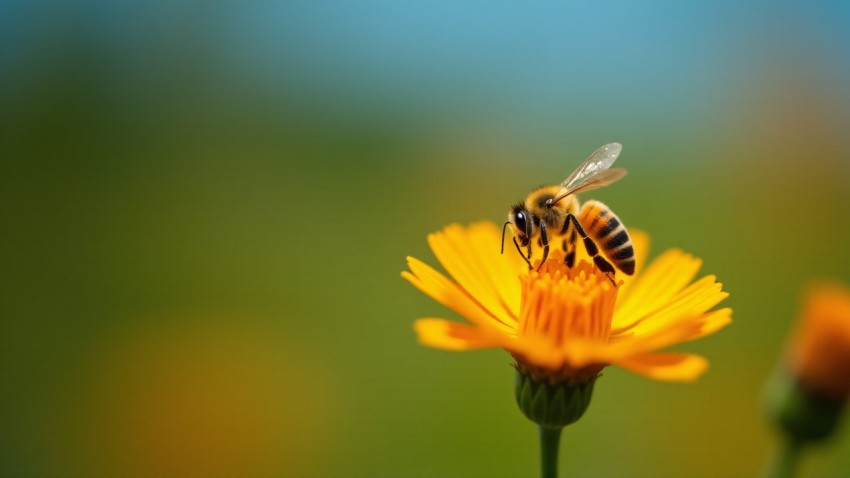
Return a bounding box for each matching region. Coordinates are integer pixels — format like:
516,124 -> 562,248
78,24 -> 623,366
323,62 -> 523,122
2,1 -> 850,477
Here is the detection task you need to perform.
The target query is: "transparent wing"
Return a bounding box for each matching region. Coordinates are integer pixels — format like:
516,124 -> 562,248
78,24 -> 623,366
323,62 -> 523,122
549,143 -> 624,204
561,142 -> 622,191
563,168 -> 627,196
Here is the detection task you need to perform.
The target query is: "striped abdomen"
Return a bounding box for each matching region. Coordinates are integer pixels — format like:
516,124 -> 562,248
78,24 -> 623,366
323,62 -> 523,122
578,200 -> 635,275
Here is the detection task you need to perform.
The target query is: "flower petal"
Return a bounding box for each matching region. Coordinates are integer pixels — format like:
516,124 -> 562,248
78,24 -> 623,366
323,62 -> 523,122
414,318 -> 502,351
465,222 -> 526,315
615,352 -> 709,382
613,249 -> 703,328
610,308 -> 733,358
428,223 -> 523,325
690,307 -> 733,340
403,257 -> 516,334
613,275 -> 730,337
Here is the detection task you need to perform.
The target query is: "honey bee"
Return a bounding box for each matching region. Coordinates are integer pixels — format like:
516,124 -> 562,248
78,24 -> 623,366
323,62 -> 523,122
501,142 -> 635,279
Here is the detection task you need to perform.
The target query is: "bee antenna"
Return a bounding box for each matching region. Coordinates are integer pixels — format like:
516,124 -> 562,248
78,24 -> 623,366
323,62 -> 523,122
501,221 -> 511,254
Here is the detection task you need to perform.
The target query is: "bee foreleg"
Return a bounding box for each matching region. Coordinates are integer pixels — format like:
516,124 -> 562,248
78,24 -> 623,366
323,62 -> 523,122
536,221 -> 550,272
565,213 -> 617,281
513,237 -> 533,270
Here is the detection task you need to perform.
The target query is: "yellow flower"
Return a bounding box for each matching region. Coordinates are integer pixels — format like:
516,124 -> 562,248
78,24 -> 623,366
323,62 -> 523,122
403,222 -> 731,384
786,283 -> 850,401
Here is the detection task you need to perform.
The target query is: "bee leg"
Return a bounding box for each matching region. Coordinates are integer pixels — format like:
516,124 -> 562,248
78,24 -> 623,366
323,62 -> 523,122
563,228 -> 577,268
536,221 -> 550,272
523,216 -> 533,263
593,256 -> 617,285
566,214 -> 617,282
513,237 -> 533,270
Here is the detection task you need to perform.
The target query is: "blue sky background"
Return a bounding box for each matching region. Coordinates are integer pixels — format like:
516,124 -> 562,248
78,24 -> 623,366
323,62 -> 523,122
4,1 -> 849,129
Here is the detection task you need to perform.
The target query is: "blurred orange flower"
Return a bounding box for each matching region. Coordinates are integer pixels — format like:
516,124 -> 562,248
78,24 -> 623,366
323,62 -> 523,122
787,283 -> 850,401
403,222 -> 731,384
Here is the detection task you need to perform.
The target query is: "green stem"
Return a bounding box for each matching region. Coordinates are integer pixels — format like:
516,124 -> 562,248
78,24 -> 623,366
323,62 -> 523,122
539,425 -> 563,478
763,438 -> 803,478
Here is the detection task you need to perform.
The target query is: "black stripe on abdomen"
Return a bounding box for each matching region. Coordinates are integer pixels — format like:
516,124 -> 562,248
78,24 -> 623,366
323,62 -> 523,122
595,216 -> 620,238
605,230 -> 629,250
613,245 -> 634,260
617,258 -> 636,275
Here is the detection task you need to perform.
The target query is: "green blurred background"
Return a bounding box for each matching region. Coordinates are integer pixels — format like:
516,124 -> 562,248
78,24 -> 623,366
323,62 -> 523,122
2,2 -> 850,477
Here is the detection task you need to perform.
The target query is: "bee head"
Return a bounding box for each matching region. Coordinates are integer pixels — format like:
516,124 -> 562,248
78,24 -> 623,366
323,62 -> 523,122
509,203 -> 531,239
502,202 -> 534,255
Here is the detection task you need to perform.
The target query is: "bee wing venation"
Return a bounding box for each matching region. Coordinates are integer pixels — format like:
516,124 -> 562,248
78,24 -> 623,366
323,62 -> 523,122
560,142 -> 622,191
563,168 -> 627,196
550,142 -> 623,204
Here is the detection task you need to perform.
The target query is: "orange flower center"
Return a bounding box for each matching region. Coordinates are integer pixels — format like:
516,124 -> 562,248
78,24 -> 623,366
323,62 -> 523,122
514,256 -> 619,383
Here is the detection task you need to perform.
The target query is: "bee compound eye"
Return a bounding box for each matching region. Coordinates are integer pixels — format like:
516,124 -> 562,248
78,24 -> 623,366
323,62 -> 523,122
515,212 -> 527,233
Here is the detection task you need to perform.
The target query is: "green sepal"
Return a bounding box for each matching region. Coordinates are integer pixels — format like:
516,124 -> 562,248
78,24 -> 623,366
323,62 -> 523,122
514,369 -> 597,428
767,371 -> 846,443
